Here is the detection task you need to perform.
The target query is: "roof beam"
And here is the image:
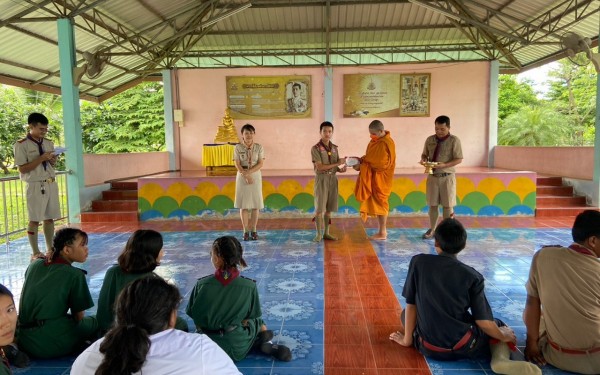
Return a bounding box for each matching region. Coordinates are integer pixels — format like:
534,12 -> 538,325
0,0 -> 54,28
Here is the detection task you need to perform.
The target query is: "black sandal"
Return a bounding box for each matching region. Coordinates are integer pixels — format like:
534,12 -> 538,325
260,342 -> 292,362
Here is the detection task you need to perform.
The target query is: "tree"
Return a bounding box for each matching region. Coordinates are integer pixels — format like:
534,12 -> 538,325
546,59 -> 597,145
80,82 -> 165,153
498,105 -> 570,146
0,86 -> 64,174
498,75 -> 539,123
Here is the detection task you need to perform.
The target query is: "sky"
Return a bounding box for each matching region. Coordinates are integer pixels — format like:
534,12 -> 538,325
515,62 -> 558,97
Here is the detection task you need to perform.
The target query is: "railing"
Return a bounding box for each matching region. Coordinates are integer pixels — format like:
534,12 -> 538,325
1,171 -> 69,249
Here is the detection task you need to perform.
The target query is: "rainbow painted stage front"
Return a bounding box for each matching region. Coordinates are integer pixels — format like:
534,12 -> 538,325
137,168 -> 536,221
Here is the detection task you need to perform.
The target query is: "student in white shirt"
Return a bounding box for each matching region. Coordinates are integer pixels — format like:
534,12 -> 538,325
71,276 -> 241,375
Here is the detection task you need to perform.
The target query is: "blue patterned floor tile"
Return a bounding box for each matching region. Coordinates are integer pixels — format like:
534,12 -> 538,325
237,368 -> 273,375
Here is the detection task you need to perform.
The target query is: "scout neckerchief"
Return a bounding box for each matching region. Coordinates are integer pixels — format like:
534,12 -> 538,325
319,140 -> 333,164
243,142 -> 253,169
568,243 -> 597,257
432,133 -> 451,162
215,267 -> 240,286
27,133 -> 47,170
44,255 -> 71,266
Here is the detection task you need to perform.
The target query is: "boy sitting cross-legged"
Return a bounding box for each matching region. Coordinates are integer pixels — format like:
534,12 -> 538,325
389,218 -> 540,375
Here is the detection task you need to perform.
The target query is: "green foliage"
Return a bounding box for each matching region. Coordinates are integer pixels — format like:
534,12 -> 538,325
498,75 -> 539,123
81,82 -> 165,153
546,59 -> 597,145
498,105 -> 570,146
0,82 -> 166,174
0,87 -> 64,173
498,55 -> 597,146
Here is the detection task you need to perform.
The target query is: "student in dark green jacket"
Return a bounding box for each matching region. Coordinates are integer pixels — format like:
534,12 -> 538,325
96,229 -> 188,332
17,228 -> 98,359
186,236 -> 291,362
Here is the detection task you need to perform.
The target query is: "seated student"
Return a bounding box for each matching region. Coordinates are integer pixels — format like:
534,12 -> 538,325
524,209 -> 600,374
389,218 -> 541,375
17,228 -> 98,359
186,236 -> 292,362
0,284 -> 18,374
96,229 -> 188,332
71,276 -> 241,375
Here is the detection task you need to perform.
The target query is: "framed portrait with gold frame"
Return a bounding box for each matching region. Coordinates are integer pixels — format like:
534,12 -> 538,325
400,73 -> 430,117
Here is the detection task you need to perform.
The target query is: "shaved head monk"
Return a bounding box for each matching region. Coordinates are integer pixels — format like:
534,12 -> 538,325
353,120 -> 396,240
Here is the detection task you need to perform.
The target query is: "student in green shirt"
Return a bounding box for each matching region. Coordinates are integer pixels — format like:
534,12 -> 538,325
17,228 -> 99,359
96,229 -> 188,332
186,236 -> 292,362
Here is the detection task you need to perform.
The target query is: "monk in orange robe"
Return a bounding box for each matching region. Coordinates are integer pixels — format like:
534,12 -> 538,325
354,120 -> 396,240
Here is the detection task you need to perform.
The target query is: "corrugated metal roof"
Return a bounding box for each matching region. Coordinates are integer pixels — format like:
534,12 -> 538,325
0,0 -> 598,101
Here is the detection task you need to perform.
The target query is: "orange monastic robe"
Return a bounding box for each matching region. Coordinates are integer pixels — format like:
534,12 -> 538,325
354,131 -> 396,221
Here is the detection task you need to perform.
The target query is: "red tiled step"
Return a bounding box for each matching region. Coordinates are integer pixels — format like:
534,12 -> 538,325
536,186 -> 573,196
109,181 -> 138,190
80,211 -> 138,223
91,200 -> 138,211
535,207 -> 592,217
536,176 -> 563,186
102,189 -> 138,200
536,196 -> 587,207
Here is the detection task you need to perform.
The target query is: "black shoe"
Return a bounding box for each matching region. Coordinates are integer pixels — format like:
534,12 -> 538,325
256,330 -> 274,345
2,345 -> 30,368
243,232 -> 250,241
251,231 -> 259,240
260,342 -> 292,362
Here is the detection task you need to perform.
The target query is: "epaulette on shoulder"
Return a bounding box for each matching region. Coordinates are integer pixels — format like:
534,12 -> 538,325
17,138 -> 27,143
74,267 -> 88,275
241,275 -> 257,283
540,244 -> 563,249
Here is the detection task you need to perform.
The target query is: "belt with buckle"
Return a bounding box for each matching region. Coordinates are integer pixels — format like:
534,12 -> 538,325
420,328 -> 473,352
548,337 -> 600,355
38,178 -> 55,183
432,173 -> 451,177
199,325 -> 238,336
317,169 -> 336,175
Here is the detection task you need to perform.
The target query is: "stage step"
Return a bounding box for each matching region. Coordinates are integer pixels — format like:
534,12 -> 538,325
81,181 -> 138,223
80,211 -> 139,222
535,176 -> 591,217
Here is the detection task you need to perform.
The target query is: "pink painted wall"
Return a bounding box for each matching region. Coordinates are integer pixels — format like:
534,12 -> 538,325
83,152 -> 169,186
174,62 -> 491,170
494,146 -> 594,180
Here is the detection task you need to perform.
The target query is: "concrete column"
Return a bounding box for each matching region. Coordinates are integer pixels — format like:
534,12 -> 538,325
57,18 -> 84,223
488,60 -> 499,168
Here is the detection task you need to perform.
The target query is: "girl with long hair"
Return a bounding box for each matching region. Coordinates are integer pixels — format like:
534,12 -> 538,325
96,229 -> 187,332
72,276 -> 240,375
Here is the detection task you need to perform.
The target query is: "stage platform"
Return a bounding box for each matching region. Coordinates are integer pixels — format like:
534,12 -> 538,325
137,167 -> 536,221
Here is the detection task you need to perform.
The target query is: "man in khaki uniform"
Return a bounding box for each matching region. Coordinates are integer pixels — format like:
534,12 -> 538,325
524,210 -> 600,374
311,121 -> 346,242
420,115 -> 463,240
13,113 -> 60,257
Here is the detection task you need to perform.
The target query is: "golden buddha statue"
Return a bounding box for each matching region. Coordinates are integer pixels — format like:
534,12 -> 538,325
214,108 -> 240,143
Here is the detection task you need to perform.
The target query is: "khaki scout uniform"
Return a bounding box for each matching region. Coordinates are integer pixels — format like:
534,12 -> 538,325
13,137 -> 60,222
311,141 -> 340,213
421,134 -> 463,207
526,245 -> 600,374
